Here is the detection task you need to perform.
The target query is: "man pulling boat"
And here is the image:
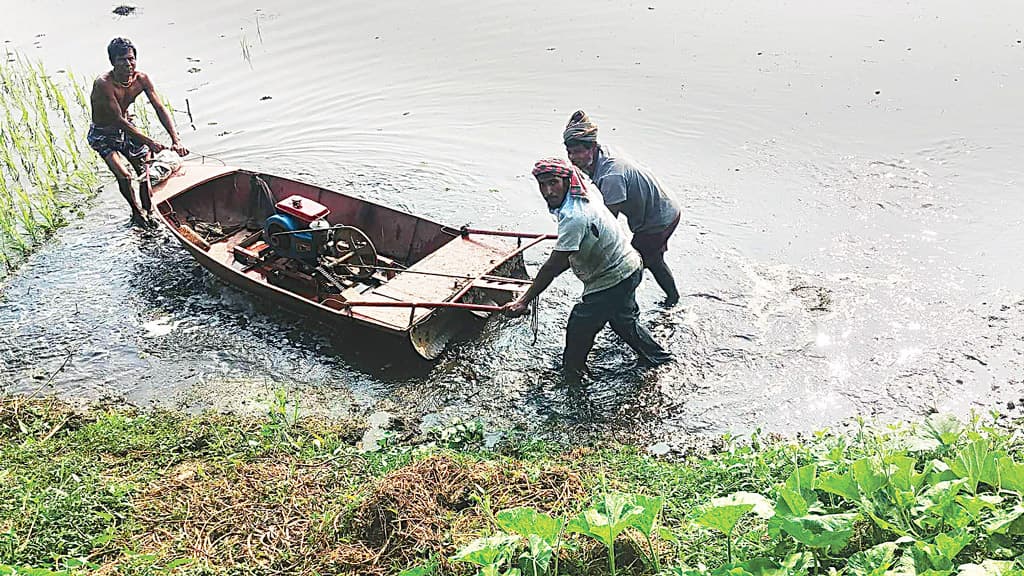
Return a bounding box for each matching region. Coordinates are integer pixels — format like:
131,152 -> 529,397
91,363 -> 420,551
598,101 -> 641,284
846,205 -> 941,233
563,111 -> 682,306
502,158 -> 673,385
89,38 -> 188,227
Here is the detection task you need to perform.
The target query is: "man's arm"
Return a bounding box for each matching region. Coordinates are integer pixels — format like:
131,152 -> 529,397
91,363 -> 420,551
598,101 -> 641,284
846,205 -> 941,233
142,74 -> 188,156
606,202 -> 623,217
502,250 -> 572,317
93,78 -> 165,152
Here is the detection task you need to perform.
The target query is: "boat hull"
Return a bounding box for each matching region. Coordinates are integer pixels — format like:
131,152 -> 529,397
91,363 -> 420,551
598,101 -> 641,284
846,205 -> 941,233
150,161 -> 538,358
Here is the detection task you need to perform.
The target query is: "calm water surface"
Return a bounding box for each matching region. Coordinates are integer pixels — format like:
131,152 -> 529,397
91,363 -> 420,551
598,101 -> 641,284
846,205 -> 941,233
2,0 -> 1023,442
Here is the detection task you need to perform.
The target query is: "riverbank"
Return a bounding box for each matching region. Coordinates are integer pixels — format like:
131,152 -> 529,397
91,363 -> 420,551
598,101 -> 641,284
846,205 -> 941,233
2,394 -> 1022,576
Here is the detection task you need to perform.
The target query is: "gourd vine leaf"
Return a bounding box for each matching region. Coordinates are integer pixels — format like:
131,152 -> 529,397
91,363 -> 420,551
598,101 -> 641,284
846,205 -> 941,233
451,534 -> 521,567
983,505 -> 1024,535
566,492 -> 644,548
956,559 -> 1020,576
627,493 -> 665,537
949,440 -> 999,494
496,507 -> 563,547
846,541 -> 898,576
995,457 -> 1024,494
769,512 -> 857,552
695,492 -> 774,536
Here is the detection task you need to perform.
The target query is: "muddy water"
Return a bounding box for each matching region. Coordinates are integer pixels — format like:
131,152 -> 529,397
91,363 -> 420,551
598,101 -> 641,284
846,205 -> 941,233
2,1 -> 1023,442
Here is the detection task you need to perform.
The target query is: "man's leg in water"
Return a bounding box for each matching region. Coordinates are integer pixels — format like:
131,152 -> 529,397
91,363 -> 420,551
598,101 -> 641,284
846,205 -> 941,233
643,250 -> 680,306
563,296 -> 613,385
102,152 -> 146,226
607,269 -> 674,365
127,152 -> 153,217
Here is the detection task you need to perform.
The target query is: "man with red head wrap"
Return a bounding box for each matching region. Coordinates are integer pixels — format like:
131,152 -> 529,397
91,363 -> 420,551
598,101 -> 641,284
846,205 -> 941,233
502,158 -> 673,385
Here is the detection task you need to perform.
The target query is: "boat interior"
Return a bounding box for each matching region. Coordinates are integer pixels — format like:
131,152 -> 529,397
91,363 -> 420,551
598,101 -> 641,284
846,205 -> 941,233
156,167 -> 530,331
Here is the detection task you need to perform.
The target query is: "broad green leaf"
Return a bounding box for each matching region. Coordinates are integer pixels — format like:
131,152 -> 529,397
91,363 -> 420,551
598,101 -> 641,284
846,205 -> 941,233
730,557 -> 803,576
566,492 -> 643,548
818,470 -> 860,502
886,455 -> 926,492
935,530 -> 974,561
777,487 -> 809,517
770,512 -> 856,552
949,440 -> 998,493
496,507 -> 563,546
995,458 -> 1024,494
925,414 -> 965,446
786,464 -> 818,506
955,495 -> 1001,518
984,505 -> 1024,535
927,460 -> 960,487
627,493 -> 665,537
697,492 -> 774,535
518,534 -> 554,576
695,503 -> 755,536
847,541 -> 898,576
853,457 -> 889,496
451,534 -> 520,567
956,560 -> 1019,576
781,552 -> 814,572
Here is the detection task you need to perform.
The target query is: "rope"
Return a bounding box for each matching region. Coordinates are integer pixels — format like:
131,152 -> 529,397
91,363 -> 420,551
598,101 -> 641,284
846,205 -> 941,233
530,295 -> 540,344
187,149 -> 228,166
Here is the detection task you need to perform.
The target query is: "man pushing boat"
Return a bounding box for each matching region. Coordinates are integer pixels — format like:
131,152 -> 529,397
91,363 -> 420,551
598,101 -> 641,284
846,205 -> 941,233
502,158 -> 673,385
89,37 -> 188,227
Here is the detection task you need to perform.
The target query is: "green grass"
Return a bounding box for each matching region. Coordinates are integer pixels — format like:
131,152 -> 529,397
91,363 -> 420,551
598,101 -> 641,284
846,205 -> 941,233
2,395 -> 1023,576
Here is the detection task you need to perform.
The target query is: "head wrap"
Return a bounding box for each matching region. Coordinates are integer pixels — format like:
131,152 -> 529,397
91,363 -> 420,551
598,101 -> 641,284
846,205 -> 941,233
562,110 -> 598,145
532,157 -> 590,199
107,37 -> 136,64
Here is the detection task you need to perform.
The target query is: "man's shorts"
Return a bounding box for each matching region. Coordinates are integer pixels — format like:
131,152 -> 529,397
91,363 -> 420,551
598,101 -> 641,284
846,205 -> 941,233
87,123 -> 150,161
631,212 -> 680,262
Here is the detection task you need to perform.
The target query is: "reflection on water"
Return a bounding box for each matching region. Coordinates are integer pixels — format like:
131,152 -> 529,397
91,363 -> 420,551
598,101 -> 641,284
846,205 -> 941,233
1,0 -> 1023,440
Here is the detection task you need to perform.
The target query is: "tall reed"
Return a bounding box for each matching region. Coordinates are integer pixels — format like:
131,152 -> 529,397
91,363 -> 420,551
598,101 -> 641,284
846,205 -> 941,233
0,50 -> 101,279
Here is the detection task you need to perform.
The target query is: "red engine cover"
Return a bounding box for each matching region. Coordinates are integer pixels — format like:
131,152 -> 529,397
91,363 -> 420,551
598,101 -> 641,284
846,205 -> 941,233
275,195 -> 330,223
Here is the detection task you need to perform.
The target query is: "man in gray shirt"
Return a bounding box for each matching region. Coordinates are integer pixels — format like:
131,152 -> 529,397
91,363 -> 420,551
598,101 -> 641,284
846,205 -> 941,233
502,158 -> 672,385
563,111 -> 681,306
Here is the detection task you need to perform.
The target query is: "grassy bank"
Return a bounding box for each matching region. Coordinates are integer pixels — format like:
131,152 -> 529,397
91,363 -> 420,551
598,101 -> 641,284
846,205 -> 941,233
0,51 -> 102,278
1,395 -> 1023,576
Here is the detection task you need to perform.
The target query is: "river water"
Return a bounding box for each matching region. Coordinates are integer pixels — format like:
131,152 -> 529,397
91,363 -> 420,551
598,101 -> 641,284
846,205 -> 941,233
2,1 -> 1022,443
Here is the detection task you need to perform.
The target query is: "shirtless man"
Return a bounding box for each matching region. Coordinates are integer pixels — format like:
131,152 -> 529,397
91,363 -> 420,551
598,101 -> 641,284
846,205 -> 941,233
89,37 -> 188,227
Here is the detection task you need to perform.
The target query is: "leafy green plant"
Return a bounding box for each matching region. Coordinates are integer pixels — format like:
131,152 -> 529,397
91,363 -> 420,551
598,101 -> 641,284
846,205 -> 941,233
451,534 -> 521,576
566,492 -> 644,576
495,507 -> 563,576
626,493 -> 666,571
694,491 -> 773,564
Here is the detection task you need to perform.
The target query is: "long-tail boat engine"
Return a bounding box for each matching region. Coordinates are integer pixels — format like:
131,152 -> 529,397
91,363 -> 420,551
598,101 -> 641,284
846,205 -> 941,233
262,195 -> 378,293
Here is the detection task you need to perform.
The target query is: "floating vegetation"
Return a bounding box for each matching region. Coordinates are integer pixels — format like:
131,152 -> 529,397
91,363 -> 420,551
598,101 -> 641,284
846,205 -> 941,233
0,50 -> 102,279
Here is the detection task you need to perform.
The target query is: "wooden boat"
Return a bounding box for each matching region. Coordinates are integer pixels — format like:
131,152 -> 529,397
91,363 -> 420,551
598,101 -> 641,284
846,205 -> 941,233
149,159 -> 552,359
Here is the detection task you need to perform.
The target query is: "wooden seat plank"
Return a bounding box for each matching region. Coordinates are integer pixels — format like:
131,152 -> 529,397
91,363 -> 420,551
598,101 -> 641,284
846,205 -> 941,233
341,235 -> 516,329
